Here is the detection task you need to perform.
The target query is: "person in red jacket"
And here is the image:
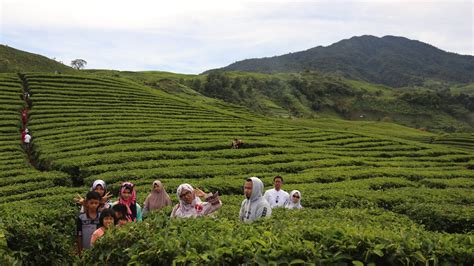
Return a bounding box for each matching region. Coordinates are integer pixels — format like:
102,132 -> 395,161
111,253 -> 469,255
22,109 -> 28,126
21,128 -> 28,142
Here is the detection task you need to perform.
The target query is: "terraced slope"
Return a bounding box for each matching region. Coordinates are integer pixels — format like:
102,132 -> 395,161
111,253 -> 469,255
0,73 -> 473,264
0,74 -> 81,203
432,133 -> 474,151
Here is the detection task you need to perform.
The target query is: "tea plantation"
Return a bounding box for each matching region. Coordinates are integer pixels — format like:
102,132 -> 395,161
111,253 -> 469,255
0,72 -> 473,265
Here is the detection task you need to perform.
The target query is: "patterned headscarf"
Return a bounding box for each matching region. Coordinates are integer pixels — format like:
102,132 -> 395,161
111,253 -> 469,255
174,183 -> 201,217
119,182 -> 137,221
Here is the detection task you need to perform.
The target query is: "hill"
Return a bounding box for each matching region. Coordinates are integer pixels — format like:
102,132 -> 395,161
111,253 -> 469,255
83,70 -> 474,132
3,45 -> 473,133
0,72 -> 473,264
214,35 -> 474,88
0,45 -> 76,73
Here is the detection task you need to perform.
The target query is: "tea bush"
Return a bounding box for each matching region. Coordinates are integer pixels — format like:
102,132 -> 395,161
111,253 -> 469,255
1,73 -> 473,264
83,209 -> 474,265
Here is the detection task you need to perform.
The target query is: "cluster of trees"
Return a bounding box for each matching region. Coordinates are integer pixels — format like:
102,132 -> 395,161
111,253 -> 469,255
189,71 -> 367,116
398,90 -> 474,114
187,71 -> 473,131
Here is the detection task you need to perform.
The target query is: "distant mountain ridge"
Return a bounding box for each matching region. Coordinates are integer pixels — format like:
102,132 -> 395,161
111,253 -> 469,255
213,35 -> 474,87
0,45 -> 75,73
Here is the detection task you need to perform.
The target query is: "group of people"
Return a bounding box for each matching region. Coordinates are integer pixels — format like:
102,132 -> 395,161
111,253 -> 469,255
75,175 -> 302,255
21,89 -> 32,151
240,175 -> 302,222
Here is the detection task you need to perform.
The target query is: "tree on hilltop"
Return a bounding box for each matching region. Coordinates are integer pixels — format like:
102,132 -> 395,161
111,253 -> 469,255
71,59 -> 87,70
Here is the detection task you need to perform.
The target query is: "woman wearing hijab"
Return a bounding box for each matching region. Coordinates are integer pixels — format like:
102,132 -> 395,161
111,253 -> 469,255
77,179 -> 111,212
170,183 -> 222,218
143,180 -> 172,215
91,180 -> 112,210
285,190 -> 303,209
112,182 -> 142,222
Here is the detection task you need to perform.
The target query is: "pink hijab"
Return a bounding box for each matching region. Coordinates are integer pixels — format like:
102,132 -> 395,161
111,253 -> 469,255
119,182 -> 136,221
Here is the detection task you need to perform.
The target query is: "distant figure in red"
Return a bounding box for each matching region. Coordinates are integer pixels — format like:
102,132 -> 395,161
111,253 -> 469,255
231,139 -> 244,149
21,128 -> 28,142
22,109 -> 28,126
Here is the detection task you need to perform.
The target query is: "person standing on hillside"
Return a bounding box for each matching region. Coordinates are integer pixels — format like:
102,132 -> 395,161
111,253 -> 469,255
21,109 -> 28,127
23,132 -> 32,151
231,139 -> 244,149
143,180 -> 172,215
264,176 -> 289,208
239,177 -> 271,222
170,183 -> 221,218
21,128 -> 28,143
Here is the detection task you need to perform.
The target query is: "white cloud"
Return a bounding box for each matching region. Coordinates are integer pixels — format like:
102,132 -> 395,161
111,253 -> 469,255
1,0 -> 472,73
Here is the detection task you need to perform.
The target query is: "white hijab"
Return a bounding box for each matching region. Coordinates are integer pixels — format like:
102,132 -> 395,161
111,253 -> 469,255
91,179 -> 106,192
174,183 -> 201,218
285,190 -> 302,209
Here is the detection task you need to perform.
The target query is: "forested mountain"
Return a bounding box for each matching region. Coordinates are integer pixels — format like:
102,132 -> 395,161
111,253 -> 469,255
2,41 -> 473,132
214,35 -> 474,87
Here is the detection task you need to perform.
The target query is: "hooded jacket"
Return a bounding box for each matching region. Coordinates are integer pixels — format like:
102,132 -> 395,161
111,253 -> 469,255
239,177 -> 272,222
285,190 -> 303,209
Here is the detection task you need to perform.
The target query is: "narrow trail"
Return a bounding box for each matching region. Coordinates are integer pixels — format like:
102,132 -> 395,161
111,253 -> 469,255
17,73 -> 85,186
18,73 -> 40,170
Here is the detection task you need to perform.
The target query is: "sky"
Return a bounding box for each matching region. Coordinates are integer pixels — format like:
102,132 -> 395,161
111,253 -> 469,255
1,0 -> 473,74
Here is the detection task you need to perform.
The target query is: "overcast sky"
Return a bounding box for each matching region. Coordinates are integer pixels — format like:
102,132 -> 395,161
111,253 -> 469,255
1,0 -> 472,73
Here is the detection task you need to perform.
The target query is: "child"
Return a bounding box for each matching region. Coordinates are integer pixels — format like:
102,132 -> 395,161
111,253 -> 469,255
112,203 -> 128,223
90,208 -> 116,245
117,216 -> 129,226
76,191 -> 101,256
112,182 -> 142,222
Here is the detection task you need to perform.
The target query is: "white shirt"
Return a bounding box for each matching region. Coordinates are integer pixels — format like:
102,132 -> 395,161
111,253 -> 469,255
263,188 -> 289,208
24,134 -> 31,143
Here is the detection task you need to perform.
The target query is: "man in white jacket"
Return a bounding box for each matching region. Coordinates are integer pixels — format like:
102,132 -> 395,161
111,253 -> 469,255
239,177 -> 271,222
264,175 -> 289,208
